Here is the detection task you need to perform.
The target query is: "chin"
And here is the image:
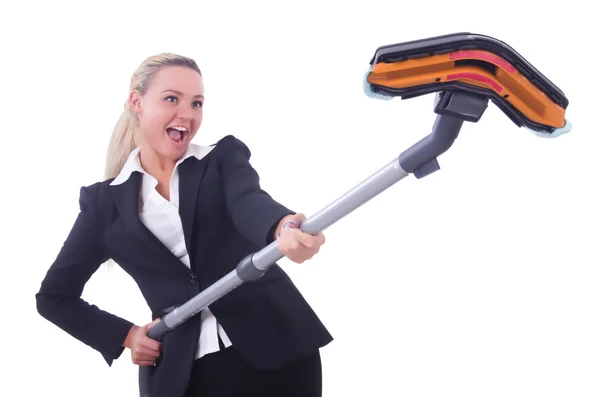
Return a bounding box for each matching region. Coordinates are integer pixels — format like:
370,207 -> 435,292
167,145 -> 188,160
162,136 -> 190,157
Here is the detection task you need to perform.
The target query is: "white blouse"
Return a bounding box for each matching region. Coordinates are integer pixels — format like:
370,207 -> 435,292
110,143 -> 232,359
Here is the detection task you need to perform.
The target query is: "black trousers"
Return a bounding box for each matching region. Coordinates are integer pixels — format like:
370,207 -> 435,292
184,340 -> 322,397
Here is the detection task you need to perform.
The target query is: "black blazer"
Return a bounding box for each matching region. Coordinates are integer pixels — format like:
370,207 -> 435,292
36,135 -> 333,397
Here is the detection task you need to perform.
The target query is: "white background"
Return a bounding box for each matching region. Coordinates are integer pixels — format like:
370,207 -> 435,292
1,1 -> 598,396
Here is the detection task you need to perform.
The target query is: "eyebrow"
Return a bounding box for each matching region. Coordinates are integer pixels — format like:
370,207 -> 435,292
162,89 -> 204,99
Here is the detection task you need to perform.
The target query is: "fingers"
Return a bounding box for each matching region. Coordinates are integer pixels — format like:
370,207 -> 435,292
134,347 -> 160,360
130,319 -> 163,366
277,219 -> 326,264
131,347 -> 160,365
136,360 -> 157,367
141,336 -> 162,350
290,213 -> 307,223
280,222 -> 325,249
131,337 -> 161,366
141,320 -> 163,351
145,318 -> 161,332
132,355 -> 159,366
293,230 -> 325,249
132,344 -> 161,364
137,342 -> 162,357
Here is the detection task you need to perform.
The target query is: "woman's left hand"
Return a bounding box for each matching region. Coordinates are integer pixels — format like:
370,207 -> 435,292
275,213 -> 326,264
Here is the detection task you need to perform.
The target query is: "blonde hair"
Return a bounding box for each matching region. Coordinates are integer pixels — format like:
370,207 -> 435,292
104,53 -> 202,180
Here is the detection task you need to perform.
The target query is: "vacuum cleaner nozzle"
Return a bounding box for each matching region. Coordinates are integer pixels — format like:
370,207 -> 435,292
364,32 -> 571,137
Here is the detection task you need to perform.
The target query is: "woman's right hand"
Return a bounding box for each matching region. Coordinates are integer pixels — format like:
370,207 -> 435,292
123,319 -> 163,366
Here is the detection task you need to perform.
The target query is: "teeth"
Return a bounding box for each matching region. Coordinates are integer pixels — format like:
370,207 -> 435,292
166,126 -> 187,143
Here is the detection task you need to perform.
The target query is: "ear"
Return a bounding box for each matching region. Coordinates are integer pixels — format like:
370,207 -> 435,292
129,90 -> 143,115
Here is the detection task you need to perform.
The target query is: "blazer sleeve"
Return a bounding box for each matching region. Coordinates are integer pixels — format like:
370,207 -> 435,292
217,135 -> 296,248
35,184 -> 134,367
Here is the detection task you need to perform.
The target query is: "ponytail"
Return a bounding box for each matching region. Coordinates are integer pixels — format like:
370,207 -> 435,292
104,103 -> 138,180
101,104 -> 138,271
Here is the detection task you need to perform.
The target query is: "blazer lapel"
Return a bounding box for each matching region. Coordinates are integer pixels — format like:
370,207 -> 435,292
111,171 -> 188,271
177,155 -> 210,264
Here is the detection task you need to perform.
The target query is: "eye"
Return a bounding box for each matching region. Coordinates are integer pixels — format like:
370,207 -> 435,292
193,101 -> 203,108
165,95 -> 177,103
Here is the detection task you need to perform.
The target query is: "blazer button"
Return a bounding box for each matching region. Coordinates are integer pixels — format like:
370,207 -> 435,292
189,273 -> 198,285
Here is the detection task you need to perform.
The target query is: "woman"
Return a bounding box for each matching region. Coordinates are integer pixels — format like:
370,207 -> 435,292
36,53 -> 333,397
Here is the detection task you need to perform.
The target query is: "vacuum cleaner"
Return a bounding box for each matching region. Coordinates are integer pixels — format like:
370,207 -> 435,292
138,32 -> 571,396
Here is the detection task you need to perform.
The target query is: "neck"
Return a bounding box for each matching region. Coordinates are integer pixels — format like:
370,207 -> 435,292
138,146 -> 177,180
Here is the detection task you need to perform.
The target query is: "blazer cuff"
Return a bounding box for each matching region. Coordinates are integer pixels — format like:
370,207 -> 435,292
100,316 -> 135,366
265,210 -> 296,246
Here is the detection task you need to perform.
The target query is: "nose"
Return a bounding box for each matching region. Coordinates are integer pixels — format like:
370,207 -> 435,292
177,104 -> 195,120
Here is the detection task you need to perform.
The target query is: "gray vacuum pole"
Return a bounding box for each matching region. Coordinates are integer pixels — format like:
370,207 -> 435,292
139,90 -> 489,397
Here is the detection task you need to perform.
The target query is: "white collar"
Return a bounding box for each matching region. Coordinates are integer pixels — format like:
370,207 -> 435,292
110,143 -> 214,186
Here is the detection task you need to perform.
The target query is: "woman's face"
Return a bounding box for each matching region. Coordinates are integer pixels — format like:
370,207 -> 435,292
130,65 -> 204,163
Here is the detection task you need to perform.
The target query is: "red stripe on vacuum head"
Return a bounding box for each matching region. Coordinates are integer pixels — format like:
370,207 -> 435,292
447,72 -> 504,93
450,51 -> 516,74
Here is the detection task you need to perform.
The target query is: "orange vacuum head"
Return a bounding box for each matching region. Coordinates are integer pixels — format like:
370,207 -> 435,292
364,32 -> 571,136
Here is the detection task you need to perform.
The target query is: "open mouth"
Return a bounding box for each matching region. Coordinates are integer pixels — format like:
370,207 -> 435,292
166,126 -> 189,144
